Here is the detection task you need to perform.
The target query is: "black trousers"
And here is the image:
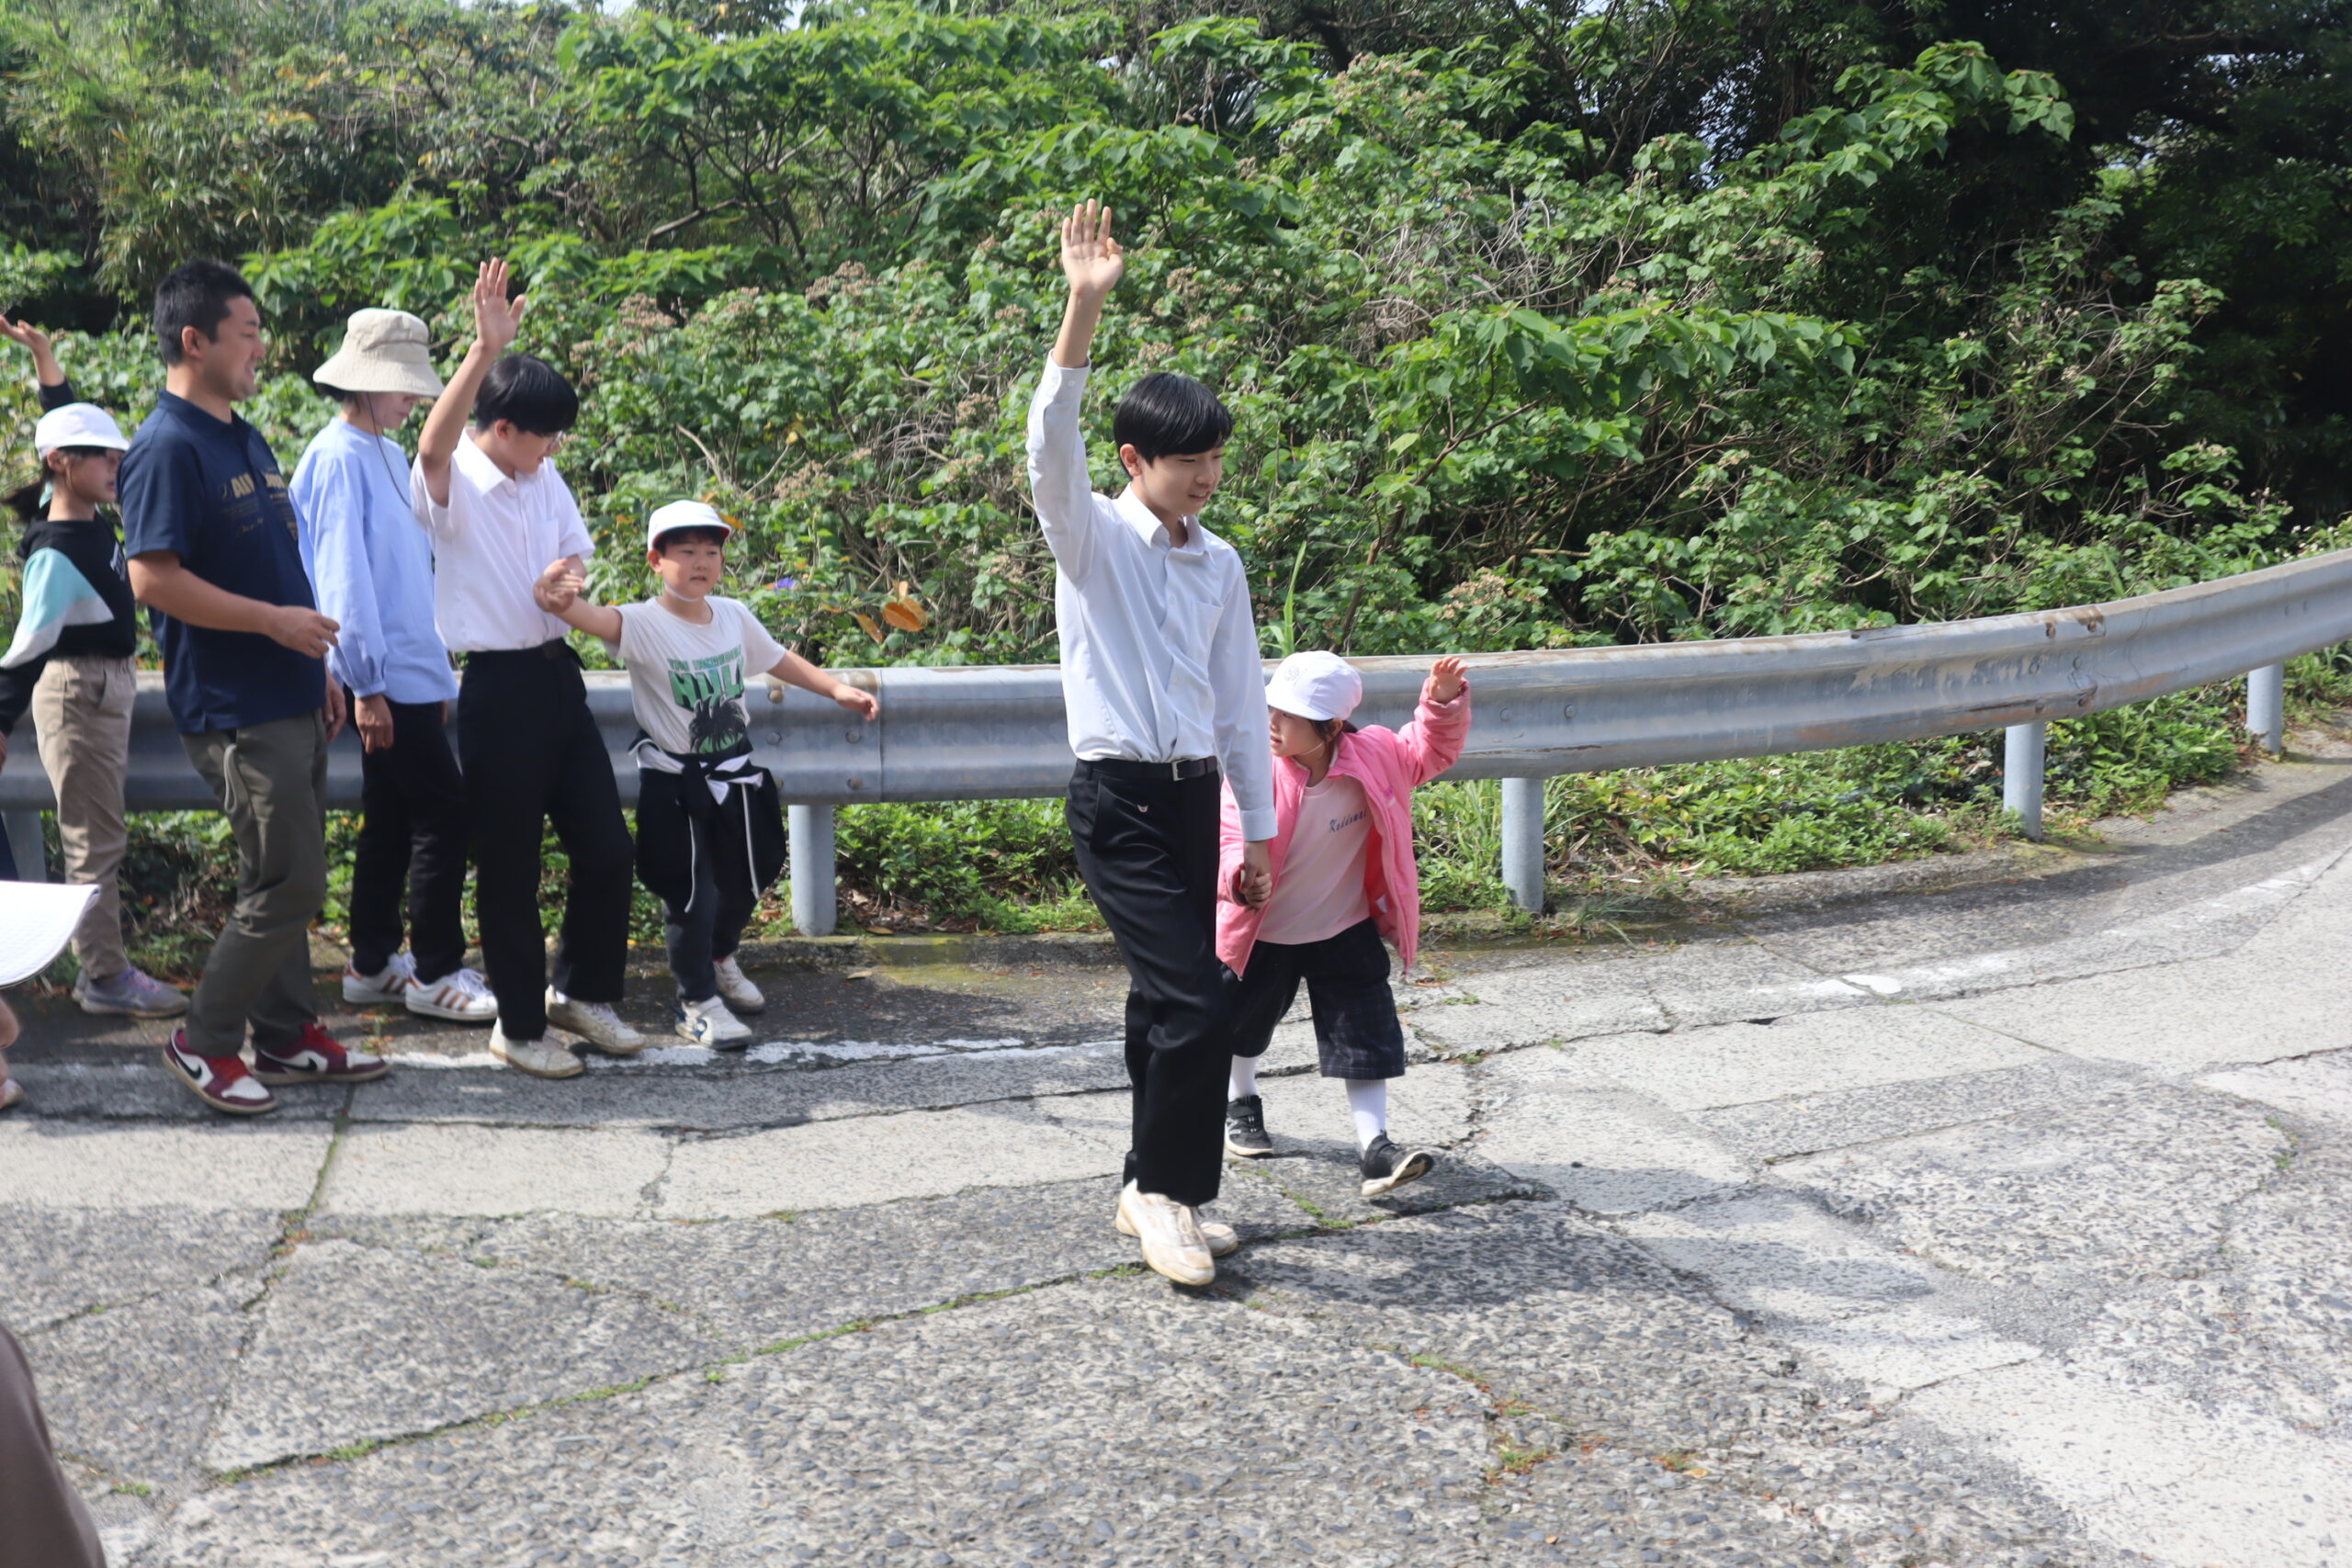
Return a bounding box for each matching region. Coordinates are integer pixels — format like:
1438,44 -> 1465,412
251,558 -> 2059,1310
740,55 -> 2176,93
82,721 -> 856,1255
457,646 -> 634,1039
348,694 -> 469,984
1067,760 -> 1230,1208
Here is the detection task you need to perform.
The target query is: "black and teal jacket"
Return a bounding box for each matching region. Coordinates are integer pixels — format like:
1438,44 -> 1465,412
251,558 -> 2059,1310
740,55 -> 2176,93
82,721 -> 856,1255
0,379 -> 140,733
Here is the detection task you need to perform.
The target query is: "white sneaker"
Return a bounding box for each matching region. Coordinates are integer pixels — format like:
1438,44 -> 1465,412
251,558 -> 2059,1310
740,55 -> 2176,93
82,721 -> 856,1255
406,966 -> 499,1024
545,989 -> 645,1057
1114,1181 -> 1238,1257
712,954 -> 765,1013
343,952 -> 417,1005
1114,1184 -> 1216,1287
676,995 -> 752,1048
489,1022 -> 582,1080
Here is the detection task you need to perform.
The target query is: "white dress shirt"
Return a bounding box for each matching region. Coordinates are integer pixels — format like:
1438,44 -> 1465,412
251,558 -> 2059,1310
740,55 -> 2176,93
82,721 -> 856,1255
1026,356 -> 1275,840
410,436 -> 594,653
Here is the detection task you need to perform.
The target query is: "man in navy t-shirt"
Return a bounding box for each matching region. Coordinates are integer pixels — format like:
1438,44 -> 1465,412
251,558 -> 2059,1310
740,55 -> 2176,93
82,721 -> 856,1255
119,260 -> 392,1115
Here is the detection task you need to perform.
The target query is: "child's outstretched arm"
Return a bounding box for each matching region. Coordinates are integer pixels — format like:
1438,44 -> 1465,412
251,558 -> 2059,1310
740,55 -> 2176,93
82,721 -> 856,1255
416,259 -> 526,511
533,558 -> 619,642
766,651 -> 878,720
1399,655 -> 1474,785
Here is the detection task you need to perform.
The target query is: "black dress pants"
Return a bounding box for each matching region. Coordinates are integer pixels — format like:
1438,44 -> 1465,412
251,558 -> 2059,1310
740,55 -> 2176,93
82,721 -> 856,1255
348,694 -> 469,985
1066,760 -> 1230,1209
458,645 -> 634,1039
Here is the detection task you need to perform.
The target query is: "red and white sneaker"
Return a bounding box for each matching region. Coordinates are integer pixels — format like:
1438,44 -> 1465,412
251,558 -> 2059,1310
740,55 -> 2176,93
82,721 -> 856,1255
162,1030 -> 277,1116
252,1022 -> 391,1086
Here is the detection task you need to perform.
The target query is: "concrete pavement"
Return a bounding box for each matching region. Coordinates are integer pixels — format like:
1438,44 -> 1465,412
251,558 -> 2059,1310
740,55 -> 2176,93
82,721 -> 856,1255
9,741 -> 2352,1564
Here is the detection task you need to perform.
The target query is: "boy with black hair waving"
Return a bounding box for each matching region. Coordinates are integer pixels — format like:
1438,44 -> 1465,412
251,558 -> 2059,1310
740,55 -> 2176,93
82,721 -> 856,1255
1028,200 -> 1276,1287
413,260 -> 643,1079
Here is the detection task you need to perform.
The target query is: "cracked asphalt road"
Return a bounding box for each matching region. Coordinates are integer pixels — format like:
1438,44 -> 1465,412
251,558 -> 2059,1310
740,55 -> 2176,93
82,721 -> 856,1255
9,739 -> 2352,1566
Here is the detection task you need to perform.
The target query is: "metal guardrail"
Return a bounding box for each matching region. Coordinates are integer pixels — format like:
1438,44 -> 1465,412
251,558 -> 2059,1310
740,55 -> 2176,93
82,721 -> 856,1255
3,548 -> 2346,927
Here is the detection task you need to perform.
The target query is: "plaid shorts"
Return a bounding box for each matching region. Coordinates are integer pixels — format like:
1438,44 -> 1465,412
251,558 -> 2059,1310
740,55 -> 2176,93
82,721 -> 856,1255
1226,918 -> 1407,1081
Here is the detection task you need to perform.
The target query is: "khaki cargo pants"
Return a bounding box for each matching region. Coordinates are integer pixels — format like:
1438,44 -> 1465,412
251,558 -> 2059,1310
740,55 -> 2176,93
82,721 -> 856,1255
30,654 -> 136,979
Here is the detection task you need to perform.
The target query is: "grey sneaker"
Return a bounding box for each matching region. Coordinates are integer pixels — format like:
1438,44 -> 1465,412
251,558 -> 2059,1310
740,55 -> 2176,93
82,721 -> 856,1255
75,965 -> 189,1019
546,989 -> 646,1057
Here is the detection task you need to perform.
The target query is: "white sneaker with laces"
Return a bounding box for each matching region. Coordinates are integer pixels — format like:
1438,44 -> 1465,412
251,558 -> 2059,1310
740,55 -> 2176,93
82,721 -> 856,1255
407,966 -> 499,1024
1114,1184 -> 1216,1286
676,995 -> 753,1048
545,989 -> 646,1056
712,955 -> 765,1012
343,952 -> 417,1005
490,1023 -> 582,1079
1114,1181 -> 1238,1257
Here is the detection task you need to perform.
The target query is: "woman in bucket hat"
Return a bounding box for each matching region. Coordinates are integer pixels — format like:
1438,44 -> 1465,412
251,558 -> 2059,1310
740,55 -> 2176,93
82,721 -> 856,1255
290,309 -> 497,1024
1214,650 -> 1473,1196
0,323 -> 190,1017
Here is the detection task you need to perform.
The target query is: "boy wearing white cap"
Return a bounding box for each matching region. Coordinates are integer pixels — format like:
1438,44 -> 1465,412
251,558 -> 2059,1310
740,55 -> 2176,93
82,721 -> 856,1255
0,352 -> 188,1018
1216,650 -> 1473,1196
537,502 -> 877,1043
291,308 -> 495,1025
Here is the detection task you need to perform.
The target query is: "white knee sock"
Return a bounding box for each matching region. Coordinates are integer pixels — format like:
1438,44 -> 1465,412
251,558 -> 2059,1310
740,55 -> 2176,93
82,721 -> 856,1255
1228,1055 -> 1259,1101
1346,1078 -> 1388,1150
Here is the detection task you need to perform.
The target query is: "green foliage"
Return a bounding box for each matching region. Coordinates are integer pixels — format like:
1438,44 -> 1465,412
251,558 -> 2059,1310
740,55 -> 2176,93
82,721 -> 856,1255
2,0 -> 2347,938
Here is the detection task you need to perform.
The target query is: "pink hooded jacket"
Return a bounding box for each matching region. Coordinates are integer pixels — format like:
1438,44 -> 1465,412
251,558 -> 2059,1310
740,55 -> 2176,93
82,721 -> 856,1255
1216,675 -> 1473,977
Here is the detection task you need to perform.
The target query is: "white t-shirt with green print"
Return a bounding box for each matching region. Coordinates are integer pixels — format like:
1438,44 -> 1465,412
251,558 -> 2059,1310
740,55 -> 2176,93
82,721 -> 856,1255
605,596 -> 788,758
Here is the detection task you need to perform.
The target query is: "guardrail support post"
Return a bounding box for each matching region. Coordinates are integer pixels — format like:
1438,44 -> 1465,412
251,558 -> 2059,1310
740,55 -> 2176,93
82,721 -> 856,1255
2003,722 -> 2045,841
1500,776 -> 1547,913
788,804 -> 837,938
2248,661 -> 2285,756
2,812 -> 41,883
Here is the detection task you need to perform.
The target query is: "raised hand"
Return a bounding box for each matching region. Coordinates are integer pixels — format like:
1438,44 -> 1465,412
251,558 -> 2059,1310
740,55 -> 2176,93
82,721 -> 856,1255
0,314 -> 63,385
472,258 -> 527,356
1431,655 -> 1466,703
1057,199 -> 1125,299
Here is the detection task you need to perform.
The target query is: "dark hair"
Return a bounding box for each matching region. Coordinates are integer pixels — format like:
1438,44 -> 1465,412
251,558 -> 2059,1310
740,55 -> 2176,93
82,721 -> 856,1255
1312,716 -> 1360,750
475,354 -> 578,436
1112,371 -> 1232,461
317,381 -> 359,404
652,525 -> 729,554
6,448 -> 108,525
153,260 -> 254,367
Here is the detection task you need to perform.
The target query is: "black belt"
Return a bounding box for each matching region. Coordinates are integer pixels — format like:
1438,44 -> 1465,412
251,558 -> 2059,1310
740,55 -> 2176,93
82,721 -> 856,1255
1080,756 -> 1219,783
465,639 -> 578,667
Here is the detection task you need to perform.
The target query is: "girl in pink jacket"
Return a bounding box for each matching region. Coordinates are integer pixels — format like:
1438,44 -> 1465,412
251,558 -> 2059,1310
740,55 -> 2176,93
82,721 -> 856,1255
1216,650 -> 1471,1196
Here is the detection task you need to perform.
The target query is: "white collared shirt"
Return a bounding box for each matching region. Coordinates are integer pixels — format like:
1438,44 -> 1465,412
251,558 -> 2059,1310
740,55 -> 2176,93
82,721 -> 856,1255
410,436 -> 594,652
1026,356 -> 1275,840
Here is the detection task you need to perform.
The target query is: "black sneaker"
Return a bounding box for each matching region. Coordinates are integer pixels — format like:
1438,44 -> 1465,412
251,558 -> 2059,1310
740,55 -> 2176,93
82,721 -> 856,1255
1224,1095 -> 1272,1158
1360,1134 -> 1435,1197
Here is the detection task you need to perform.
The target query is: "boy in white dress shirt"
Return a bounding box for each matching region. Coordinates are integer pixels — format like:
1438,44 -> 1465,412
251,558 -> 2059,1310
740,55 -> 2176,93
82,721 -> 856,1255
1027,201 -> 1276,1287
412,260 -> 644,1079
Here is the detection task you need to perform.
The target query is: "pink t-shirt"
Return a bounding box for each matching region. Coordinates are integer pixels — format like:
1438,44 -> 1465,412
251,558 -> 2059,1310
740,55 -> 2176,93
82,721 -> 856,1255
1256,773 -> 1374,946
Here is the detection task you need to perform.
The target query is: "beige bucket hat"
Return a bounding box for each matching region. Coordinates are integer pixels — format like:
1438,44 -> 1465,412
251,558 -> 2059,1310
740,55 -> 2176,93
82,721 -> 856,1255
312,308 -> 445,399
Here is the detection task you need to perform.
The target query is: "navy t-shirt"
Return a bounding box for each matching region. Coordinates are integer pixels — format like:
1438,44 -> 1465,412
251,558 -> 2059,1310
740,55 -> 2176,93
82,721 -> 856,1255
119,391 -> 326,733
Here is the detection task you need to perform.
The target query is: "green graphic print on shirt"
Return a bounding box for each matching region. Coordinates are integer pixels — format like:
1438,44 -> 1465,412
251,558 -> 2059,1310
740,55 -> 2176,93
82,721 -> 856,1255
670,646 -> 748,753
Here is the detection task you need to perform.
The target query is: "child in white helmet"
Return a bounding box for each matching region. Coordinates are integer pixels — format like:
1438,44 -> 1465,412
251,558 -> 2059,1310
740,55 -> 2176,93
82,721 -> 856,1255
1215,650 -> 1472,1195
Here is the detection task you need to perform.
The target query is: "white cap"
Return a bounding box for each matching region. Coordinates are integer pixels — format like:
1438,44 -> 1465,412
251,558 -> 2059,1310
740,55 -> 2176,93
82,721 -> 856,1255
1264,650 -> 1363,724
313,308 -> 445,399
33,402 -> 130,457
645,499 -> 735,551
